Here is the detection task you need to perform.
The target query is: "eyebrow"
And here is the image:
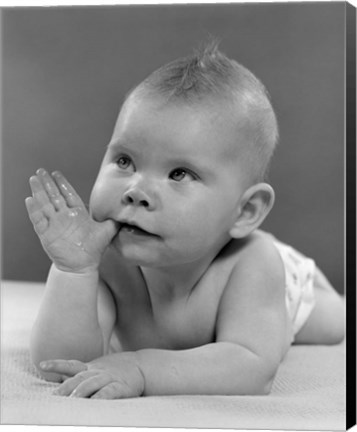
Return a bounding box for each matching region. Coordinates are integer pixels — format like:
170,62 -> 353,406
106,140 -> 138,156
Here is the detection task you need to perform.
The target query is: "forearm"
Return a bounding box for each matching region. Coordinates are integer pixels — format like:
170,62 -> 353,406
135,342 -> 277,396
41,341 -> 278,397
30,264 -> 104,369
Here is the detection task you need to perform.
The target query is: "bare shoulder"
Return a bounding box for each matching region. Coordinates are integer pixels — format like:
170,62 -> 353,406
222,230 -> 285,291
204,230 -> 287,310
216,229 -> 283,273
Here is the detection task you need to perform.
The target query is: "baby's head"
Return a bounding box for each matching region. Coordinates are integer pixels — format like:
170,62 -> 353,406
90,42 -> 279,267
124,40 -> 279,183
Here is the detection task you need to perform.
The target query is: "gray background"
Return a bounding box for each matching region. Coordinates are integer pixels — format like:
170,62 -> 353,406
2,3 -> 345,293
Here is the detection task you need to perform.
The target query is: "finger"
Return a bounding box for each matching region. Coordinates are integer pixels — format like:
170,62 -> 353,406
40,359 -> 88,377
25,197 -> 49,235
29,176 -> 56,218
69,373 -> 112,398
52,171 -> 85,208
91,381 -> 128,400
54,370 -> 100,397
36,168 -> 66,211
25,196 -> 46,224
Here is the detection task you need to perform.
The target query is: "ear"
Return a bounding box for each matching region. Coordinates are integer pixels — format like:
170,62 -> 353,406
229,183 -> 275,239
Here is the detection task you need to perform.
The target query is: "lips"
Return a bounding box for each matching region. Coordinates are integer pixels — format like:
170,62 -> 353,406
119,221 -> 158,237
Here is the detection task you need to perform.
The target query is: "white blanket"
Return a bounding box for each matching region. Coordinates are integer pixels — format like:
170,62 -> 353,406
1,281 -> 346,429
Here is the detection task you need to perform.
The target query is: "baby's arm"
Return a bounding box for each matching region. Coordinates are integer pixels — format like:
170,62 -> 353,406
41,236 -> 291,397
26,169 -> 117,380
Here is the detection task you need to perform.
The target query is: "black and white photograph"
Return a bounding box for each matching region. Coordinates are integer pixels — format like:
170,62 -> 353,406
1,1 -> 354,430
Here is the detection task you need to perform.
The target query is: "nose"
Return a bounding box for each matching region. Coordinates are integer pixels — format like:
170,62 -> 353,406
121,182 -> 156,210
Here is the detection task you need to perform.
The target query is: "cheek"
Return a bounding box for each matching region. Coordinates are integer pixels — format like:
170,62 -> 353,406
89,181 -> 113,221
186,185 -> 240,235
168,196 -> 231,239
89,189 -> 103,221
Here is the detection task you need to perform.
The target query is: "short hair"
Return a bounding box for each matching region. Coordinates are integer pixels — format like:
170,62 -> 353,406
125,40 -> 279,181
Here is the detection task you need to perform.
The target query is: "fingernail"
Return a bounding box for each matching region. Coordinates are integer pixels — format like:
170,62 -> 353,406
36,168 -> 46,175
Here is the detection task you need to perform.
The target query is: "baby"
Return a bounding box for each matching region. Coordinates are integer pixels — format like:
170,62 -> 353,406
26,42 -> 345,399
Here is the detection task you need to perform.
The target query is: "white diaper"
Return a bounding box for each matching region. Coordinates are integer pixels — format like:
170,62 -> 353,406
272,239 -> 316,340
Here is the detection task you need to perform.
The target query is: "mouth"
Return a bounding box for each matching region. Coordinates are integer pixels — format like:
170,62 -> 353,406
119,221 -> 159,238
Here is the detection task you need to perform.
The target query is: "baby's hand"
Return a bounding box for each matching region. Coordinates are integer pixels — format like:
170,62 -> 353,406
25,169 -> 117,273
40,355 -> 145,399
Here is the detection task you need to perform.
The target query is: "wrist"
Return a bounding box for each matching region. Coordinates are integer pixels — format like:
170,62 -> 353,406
132,352 -> 146,396
49,263 -> 99,281
53,263 -> 100,276
104,352 -> 146,397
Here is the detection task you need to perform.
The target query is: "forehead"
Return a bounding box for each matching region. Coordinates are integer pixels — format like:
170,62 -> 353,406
112,94 -> 251,164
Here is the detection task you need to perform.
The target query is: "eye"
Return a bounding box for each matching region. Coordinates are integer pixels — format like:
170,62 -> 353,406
116,155 -> 133,170
169,168 -> 195,182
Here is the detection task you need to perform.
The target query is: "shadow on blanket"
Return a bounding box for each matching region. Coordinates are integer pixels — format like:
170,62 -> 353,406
1,281 -> 346,429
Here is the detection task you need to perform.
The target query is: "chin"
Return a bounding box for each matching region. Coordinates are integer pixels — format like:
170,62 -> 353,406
113,242 -> 163,267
